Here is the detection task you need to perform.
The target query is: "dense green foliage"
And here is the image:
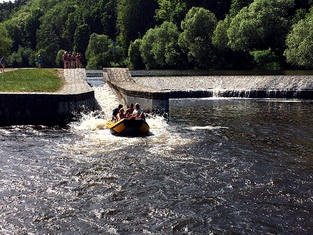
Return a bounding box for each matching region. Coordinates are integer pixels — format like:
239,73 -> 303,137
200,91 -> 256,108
285,12 -> 313,68
140,22 -> 181,69
117,0 -> 157,54
1,0 -> 313,69
0,69 -> 63,92
85,33 -> 123,69
0,24 -> 12,56
228,0 -> 294,52
179,7 -> 217,68
128,39 -> 145,69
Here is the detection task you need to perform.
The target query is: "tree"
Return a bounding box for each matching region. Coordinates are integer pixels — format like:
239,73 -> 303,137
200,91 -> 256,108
128,39 -> 145,69
284,12 -> 313,68
63,11 -> 78,46
73,24 -> 90,54
155,0 -> 188,25
186,0 -> 232,20
99,0 -> 118,39
22,9 -> 43,50
179,7 -> 217,68
212,15 -> 231,51
36,23 -> 60,67
7,46 -> 35,67
229,0 -> 253,16
68,0 -> 117,41
0,24 -> 13,56
1,0 -> 312,70
212,15 -> 253,69
85,33 -> 115,69
4,20 -> 23,52
227,0 -> 295,53
0,0 -> 27,22
36,0 -> 77,65
117,0 -> 157,53
140,21 -> 181,69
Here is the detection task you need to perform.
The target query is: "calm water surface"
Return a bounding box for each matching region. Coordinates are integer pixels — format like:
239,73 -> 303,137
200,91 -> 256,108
0,81 -> 312,234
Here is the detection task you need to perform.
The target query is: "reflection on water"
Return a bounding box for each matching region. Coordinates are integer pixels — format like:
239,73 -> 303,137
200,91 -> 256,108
0,82 -> 312,234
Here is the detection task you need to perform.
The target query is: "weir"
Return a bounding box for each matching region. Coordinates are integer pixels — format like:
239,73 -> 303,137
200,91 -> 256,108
104,68 -> 313,112
104,68 -> 170,113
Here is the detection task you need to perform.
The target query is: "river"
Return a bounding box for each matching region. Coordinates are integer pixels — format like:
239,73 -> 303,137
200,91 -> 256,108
0,76 -> 312,234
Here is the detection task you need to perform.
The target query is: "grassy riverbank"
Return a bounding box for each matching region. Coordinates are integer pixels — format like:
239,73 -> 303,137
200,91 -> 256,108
0,69 -> 64,92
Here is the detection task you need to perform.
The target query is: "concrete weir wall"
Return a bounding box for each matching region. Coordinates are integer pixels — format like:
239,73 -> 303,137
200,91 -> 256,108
133,74 -> 313,100
104,68 -> 313,113
104,68 -> 170,113
0,69 -> 96,125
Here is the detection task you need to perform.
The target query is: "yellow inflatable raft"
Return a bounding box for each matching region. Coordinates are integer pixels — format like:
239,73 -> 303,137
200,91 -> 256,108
106,118 -> 150,136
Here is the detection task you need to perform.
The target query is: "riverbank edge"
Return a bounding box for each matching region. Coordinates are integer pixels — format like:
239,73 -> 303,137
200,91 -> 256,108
0,69 -> 96,126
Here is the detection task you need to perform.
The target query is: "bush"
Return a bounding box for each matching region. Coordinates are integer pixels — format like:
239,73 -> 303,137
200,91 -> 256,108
55,49 -> 65,68
7,46 -> 35,67
250,49 -> 282,70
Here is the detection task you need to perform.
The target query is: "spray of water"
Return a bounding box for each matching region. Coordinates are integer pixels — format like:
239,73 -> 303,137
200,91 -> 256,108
65,83 -> 193,158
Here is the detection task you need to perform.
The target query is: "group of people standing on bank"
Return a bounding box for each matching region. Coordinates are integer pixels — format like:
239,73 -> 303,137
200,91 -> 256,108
62,51 -> 84,69
0,51 -> 84,71
112,103 -> 145,121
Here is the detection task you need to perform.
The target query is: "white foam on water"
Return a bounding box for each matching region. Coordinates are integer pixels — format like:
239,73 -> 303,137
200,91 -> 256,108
185,125 -> 229,131
75,115 -> 107,131
0,129 -> 12,135
93,84 -> 121,119
66,83 -> 192,157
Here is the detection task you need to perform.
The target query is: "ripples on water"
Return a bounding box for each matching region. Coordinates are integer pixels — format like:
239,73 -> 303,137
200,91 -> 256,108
0,79 -> 312,234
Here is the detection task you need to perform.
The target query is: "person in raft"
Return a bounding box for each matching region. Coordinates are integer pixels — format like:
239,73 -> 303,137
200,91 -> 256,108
117,108 -> 126,121
132,103 -> 145,120
125,103 -> 134,117
112,104 -> 123,121
1,56 -> 6,73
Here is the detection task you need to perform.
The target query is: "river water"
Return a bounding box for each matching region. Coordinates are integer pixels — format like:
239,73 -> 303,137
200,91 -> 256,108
0,76 -> 312,234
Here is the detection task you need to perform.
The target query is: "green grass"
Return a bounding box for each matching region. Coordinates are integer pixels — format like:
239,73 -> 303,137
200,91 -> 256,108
0,69 -> 64,92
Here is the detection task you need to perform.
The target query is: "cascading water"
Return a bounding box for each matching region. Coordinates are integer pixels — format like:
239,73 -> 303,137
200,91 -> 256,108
133,75 -> 313,99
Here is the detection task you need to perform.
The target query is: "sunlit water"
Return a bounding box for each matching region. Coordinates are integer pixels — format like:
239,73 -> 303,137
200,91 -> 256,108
0,77 -> 312,234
